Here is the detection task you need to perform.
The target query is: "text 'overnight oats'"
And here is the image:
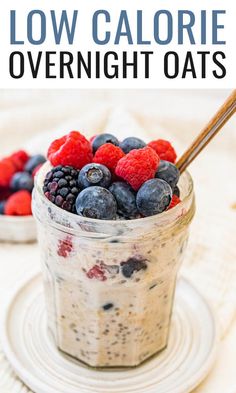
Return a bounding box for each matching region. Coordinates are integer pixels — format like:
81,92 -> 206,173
32,131 -> 195,367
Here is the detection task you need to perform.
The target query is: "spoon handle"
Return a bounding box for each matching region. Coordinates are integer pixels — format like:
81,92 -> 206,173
176,89 -> 236,173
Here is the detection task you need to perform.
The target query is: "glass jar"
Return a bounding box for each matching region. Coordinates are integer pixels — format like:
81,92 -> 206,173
32,163 -> 195,368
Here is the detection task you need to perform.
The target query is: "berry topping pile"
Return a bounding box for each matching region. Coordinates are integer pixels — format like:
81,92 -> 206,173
0,150 -> 46,216
43,131 -> 181,220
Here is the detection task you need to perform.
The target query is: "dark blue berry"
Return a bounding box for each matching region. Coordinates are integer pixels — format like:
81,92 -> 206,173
92,133 -> 119,153
75,186 -> 117,220
120,137 -> 146,153
24,154 -> 46,173
78,163 -> 111,189
155,160 -> 180,189
109,181 -> 138,219
121,258 -> 147,278
10,172 -> 34,192
0,201 -> 6,215
173,185 -> 180,197
103,303 -> 114,311
136,179 -> 172,217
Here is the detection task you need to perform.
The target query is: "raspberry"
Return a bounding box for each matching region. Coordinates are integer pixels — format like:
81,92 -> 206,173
47,131 -> 93,169
93,143 -> 125,174
86,265 -> 107,281
4,190 -> 32,216
115,146 -> 160,191
148,139 -> 177,163
43,165 -> 80,213
168,194 -> 181,210
10,150 -> 29,171
0,158 -> 16,187
57,236 -> 73,258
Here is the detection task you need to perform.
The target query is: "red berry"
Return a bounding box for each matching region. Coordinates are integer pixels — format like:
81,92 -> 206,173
4,190 -> 32,216
148,139 -> 177,163
0,158 -> 16,187
57,236 -> 73,258
93,143 -> 125,174
115,146 -> 160,191
47,131 -> 93,169
86,265 -> 107,281
10,150 -> 30,171
168,194 -> 181,210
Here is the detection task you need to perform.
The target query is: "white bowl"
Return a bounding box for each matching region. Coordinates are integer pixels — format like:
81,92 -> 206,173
0,215 -> 36,243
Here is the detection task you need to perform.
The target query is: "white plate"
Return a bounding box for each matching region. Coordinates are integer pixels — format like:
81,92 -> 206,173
0,273 -> 218,393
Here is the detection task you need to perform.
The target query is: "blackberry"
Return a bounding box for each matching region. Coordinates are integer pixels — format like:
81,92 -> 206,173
43,165 -> 80,213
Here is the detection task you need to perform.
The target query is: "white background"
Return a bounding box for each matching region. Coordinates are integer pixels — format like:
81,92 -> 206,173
0,0 -> 235,88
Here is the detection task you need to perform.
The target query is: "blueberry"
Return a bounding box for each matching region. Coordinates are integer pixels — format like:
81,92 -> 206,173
78,163 -> 111,189
0,201 -> 6,215
75,186 -> 117,220
103,303 -> 114,311
92,133 -> 119,153
173,185 -> 180,197
109,182 -> 138,219
155,160 -> 180,189
24,154 -> 46,173
136,179 -> 172,217
121,258 -> 147,278
120,137 -> 146,154
10,172 -> 34,192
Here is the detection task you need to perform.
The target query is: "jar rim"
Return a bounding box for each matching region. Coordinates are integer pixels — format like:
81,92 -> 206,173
33,162 -> 194,236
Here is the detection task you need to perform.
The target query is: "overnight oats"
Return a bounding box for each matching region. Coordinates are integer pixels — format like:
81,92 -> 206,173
32,131 -> 195,367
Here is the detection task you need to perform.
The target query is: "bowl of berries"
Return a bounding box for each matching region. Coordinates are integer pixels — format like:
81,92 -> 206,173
0,150 -> 46,242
